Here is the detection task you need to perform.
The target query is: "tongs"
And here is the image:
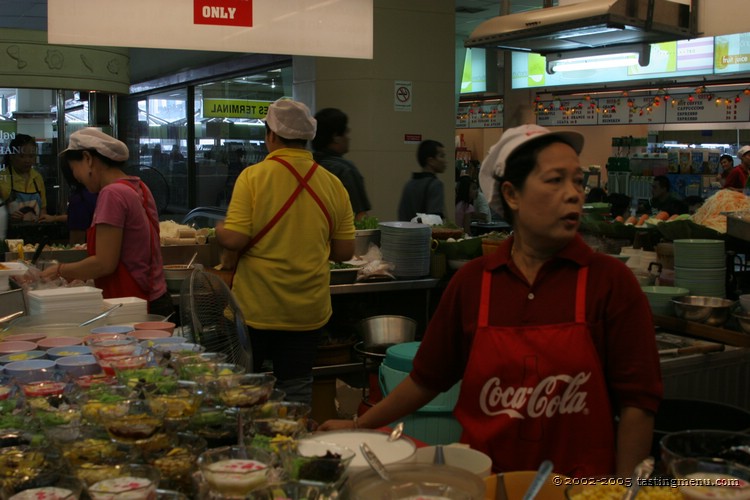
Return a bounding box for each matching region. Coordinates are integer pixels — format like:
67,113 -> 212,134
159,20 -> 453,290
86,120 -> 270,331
0,311 -> 25,333
78,303 -> 123,327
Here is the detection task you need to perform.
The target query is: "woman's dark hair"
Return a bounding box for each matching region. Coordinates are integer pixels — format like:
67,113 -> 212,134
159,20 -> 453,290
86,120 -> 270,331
312,108 -> 347,152
455,176 -> 477,205
585,187 -> 607,203
497,135 -> 576,226
60,148 -> 125,170
3,134 -> 36,166
417,140 -> 443,168
720,154 -> 734,165
607,192 -> 632,219
264,123 -> 307,148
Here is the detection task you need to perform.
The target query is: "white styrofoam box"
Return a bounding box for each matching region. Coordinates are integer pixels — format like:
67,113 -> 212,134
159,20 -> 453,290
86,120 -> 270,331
104,297 -> 148,308
27,286 -> 103,302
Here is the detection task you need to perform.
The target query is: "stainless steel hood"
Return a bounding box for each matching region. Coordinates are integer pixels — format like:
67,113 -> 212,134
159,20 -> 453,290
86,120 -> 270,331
465,0 -> 697,55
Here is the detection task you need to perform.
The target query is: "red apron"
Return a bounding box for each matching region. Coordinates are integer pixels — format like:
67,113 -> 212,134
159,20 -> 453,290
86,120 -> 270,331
453,266 -> 615,477
230,157 -> 332,288
87,179 -> 159,301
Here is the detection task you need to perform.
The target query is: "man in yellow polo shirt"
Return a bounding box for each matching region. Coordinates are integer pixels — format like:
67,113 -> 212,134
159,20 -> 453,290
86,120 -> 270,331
216,99 -> 355,404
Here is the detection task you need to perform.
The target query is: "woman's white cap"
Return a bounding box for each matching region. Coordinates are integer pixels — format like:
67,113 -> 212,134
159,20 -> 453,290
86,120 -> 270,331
60,127 -> 129,162
265,98 -> 317,141
478,124 -> 584,208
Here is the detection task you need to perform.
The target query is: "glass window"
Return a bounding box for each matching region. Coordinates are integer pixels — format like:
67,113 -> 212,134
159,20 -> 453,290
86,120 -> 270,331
121,63 -> 291,221
195,66 -> 290,209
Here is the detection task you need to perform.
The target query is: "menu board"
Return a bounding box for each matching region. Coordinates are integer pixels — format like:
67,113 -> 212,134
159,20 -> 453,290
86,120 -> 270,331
536,99 -> 597,127
664,92 -> 750,123
534,92 -> 749,127
456,105 -> 470,129
595,97 -> 667,125
457,103 -> 503,128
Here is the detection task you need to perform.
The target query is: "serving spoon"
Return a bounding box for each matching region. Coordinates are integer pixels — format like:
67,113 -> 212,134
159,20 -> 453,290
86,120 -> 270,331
360,443 -> 391,481
387,422 -> 404,442
522,459 -> 553,500
621,456 -> 655,500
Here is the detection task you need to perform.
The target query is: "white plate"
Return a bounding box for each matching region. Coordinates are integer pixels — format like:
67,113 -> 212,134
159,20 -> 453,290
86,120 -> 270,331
304,430 -> 416,469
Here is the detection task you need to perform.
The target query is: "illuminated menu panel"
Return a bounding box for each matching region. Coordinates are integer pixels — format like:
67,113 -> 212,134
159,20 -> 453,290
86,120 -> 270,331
512,35 -> 729,89
714,33 -> 750,74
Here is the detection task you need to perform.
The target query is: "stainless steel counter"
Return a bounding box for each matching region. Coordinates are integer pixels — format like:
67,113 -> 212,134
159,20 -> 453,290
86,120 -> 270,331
330,277 -> 439,295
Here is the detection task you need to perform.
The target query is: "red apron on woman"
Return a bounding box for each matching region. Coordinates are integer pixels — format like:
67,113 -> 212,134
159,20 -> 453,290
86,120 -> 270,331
86,179 -> 159,301
453,266 -> 616,477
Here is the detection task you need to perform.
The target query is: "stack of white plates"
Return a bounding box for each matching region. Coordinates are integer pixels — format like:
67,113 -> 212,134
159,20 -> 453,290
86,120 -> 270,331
673,239 -> 725,298
27,286 -> 104,316
103,297 -> 148,322
379,221 -> 432,278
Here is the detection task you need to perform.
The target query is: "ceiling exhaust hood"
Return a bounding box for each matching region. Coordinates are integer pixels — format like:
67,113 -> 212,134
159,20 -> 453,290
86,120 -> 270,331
465,0 -> 697,55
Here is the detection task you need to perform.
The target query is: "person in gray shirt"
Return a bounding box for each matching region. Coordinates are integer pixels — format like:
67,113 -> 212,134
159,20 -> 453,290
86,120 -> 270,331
398,140 -> 447,221
312,108 -> 372,220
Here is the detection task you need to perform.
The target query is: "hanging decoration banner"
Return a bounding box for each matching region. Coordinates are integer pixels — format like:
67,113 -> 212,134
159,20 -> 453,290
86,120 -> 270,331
48,0 -> 373,60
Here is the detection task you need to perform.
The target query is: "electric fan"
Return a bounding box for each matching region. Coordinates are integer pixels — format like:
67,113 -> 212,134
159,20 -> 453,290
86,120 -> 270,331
180,269 -> 253,371
125,165 -> 170,215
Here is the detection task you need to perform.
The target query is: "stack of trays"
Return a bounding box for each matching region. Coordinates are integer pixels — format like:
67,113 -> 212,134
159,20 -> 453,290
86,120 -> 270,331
27,286 -> 104,316
103,296 -> 149,323
379,221 -> 432,278
673,239 -> 726,298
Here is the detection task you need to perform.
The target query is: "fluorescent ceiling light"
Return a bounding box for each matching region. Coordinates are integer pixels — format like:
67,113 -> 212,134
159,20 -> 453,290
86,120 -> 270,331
550,52 -> 640,73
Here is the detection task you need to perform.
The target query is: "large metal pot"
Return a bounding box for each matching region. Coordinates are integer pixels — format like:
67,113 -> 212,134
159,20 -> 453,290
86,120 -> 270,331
358,315 -> 416,355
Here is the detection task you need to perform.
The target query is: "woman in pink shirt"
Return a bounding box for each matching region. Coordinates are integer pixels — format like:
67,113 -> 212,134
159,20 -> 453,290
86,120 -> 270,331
41,128 -> 173,317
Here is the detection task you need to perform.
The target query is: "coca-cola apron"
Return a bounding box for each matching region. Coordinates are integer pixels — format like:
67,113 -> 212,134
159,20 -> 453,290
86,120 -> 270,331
87,179 -> 158,301
454,266 -> 615,477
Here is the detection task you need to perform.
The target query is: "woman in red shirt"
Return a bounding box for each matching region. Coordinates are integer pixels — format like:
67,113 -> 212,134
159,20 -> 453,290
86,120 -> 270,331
319,125 -> 662,479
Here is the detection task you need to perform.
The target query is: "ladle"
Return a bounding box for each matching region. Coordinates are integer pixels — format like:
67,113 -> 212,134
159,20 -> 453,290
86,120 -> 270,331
621,456 -> 654,500
360,443 -> 391,482
78,303 -> 123,327
186,251 -> 198,268
522,459 -> 553,500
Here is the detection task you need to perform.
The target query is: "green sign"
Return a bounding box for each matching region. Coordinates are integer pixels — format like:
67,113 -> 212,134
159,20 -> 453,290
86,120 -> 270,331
203,99 -> 272,119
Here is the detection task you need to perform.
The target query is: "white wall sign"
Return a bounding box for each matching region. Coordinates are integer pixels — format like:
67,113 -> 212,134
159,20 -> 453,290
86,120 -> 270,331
394,81 -> 412,112
48,0 -> 373,60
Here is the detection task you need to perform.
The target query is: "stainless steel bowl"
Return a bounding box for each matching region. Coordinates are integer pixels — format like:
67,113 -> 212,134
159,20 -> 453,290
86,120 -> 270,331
359,315 -> 416,354
672,296 -> 736,327
733,310 -> 750,335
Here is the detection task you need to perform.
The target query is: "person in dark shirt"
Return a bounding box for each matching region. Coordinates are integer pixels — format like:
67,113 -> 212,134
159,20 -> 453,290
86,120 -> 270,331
397,139 -> 447,221
650,175 -> 687,215
312,108 -> 371,221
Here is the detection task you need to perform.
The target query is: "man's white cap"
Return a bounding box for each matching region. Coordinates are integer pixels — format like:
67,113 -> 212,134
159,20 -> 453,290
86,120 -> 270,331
478,124 -> 584,209
738,145 -> 750,158
60,127 -> 129,162
265,99 -> 317,141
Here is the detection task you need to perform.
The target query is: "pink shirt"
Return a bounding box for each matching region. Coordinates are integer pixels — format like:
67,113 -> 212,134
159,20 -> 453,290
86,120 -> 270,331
92,178 -> 166,301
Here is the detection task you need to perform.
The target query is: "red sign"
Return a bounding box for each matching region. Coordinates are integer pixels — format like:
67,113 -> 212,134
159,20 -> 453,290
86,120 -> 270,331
404,134 -> 422,143
194,0 -> 252,27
